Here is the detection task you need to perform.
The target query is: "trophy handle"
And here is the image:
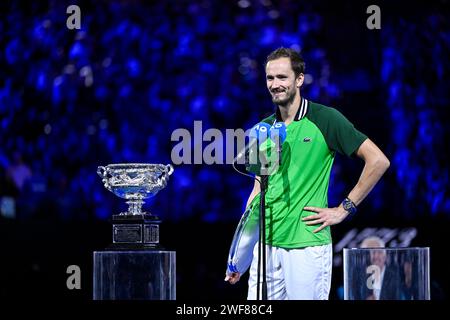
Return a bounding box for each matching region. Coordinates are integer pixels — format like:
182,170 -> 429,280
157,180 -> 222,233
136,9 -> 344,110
97,166 -> 112,191
156,164 -> 174,189
166,164 -> 174,176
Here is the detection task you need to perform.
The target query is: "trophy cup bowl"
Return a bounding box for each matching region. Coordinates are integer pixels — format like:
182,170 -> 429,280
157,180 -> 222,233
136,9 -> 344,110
97,163 -> 174,216
97,163 -> 174,249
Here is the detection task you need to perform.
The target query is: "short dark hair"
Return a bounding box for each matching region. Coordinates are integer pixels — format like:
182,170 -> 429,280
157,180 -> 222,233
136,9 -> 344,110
265,47 -> 305,78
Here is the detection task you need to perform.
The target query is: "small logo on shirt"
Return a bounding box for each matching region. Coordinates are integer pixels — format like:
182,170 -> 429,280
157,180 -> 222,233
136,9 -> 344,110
303,137 -> 312,142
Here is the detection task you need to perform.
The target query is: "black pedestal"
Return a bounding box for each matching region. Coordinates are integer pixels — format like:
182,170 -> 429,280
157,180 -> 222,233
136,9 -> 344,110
110,214 -> 161,250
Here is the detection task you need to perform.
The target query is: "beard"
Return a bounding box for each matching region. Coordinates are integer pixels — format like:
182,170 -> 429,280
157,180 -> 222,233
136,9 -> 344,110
271,88 -> 296,106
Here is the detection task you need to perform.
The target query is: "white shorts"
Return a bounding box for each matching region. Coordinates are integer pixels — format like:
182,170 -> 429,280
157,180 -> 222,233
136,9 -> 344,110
247,243 -> 333,300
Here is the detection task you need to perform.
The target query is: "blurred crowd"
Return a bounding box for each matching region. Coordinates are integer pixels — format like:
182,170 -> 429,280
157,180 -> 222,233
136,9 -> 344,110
382,11 -> 450,217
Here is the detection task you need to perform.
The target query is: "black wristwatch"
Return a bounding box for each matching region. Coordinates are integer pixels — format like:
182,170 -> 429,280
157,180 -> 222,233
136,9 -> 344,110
342,197 -> 357,215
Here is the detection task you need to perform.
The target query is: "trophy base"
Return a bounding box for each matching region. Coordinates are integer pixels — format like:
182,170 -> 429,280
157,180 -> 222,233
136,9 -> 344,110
110,214 -> 162,250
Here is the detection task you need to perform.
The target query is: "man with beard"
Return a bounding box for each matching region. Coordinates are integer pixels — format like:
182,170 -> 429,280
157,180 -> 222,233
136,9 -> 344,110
225,47 -> 390,300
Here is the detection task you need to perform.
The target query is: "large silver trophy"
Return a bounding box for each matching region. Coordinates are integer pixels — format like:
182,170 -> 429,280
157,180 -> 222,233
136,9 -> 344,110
97,163 -> 174,249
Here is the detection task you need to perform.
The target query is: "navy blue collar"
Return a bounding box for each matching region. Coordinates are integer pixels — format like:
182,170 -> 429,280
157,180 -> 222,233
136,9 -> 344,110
275,97 -> 309,122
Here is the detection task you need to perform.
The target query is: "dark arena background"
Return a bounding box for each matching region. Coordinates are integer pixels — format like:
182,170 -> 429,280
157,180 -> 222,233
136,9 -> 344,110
1,0 -> 449,306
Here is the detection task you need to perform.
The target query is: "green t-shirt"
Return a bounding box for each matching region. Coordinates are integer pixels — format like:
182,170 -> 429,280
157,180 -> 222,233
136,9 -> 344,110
248,98 -> 367,249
